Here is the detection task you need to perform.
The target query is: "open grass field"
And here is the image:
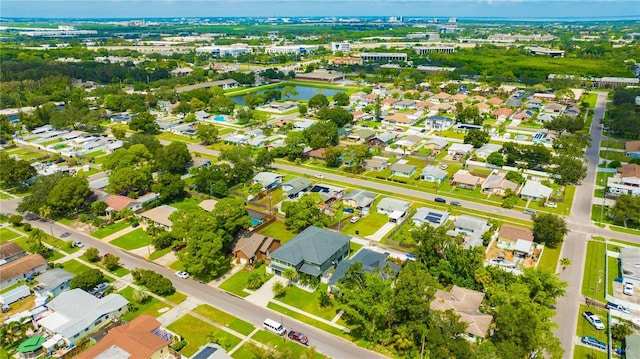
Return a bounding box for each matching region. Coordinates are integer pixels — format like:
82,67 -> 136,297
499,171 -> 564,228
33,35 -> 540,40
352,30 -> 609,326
109,228 -> 151,250
91,220 -> 131,239
193,304 -> 255,336
275,283 -> 340,321
168,315 -> 241,357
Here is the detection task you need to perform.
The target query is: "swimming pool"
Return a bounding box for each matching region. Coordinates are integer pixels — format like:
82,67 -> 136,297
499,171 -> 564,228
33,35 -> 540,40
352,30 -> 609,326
248,209 -> 267,227
515,135 -> 527,140
213,115 -> 226,122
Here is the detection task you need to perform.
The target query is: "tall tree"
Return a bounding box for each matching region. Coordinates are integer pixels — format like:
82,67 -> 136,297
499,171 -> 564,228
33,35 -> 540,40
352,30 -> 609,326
47,176 -> 91,217
463,129 -> 490,148
196,123 -> 219,145
156,141 -> 192,174
532,213 -> 568,248
308,94 -> 329,109
129,111 -> 159,134
281,193 -> 326,233
0,152 -> 36,188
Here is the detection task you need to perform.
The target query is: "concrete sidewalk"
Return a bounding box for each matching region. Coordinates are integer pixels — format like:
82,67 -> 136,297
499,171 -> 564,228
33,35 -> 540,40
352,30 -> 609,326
245,276 -> 287,307
101,224 -> 138,242
156,296 -> 202,326
365,222 -> 396,241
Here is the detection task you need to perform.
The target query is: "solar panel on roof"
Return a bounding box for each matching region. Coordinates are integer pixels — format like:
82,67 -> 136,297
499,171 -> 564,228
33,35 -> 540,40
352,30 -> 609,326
192,346 -> 218,359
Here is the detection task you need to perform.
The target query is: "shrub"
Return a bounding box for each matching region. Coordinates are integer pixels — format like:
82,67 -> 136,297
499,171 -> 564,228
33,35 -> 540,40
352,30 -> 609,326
103,254 -> 120,271
246,272 -> 265,290
608,160 -> 622,169
9,214 -> 23,226
23,223 -> 32,232
253,259 -> 265,269
70,269 -> 104,291
133,268 -> 174,296
78,214 -> 89,223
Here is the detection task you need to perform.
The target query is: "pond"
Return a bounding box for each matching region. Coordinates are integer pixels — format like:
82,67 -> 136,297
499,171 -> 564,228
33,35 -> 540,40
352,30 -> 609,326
230,85 -> 344,105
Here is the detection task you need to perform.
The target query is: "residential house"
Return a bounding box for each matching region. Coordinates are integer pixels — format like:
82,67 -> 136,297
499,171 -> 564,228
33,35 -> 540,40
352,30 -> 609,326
75,315 -> 173,359
0,253 -> 48,290
104,195 -> 138,214
225,134 -> 249,145
281,177 -> 312,198
412,207 -> 450,227
420,165 -> 448,183
352,110 -> 369,122
504,98 -> 522,108
293,120 -> 316,131
170,67 -> 193,77
361,93 -> 378,104
416,101 -> 435,111
394,99 -> 416,110
349,91 -> 367,103
329,249 -> 400,291
486,97 -> 504,107
537,113 -> 557,123
430,286 -> 493,340
363,157 -> 389,171
33,268 -> 75,298
307,148 -> 326,160
449,93 -> 468,103
526,100 -> 543,109
377,197 -> 410,222
492,108 -> 513,121
476,103 -> 491,114
432,92 -> 451,102
195,110 -> 210,121
542,103 -> 564,114
309,183 -> 345,203
268,101 -> 298,112
469,95 -> 486,103
383,113 -> 419,125
232,230 -> 280,264
342,189 -> 375,209
38,289 -> 128,344
496,224 -> 534,255
432,103 -> 454,113
519,180 -> 553,201
532,132 -> 555,144
380,98 -> 399,110
370,132 -> 396,147
0,242 -> 27,264
481,172 -> 518,196
564,105 -> 581,119
626,141 -> 640,159
424,138 -> 449,153
447,143 -> 474,158
620,247 -> 640,285
425,115 -> 455,131
267,226 -> 350,279
139,205 -> 178,231
390,162 -> 418,178
189,157 -> 212,169
348,128 -> 376,142
475,143 -> 502,160
608,163 -> 640,196
104,140 -> 124,153
454,215 -> 489,249
512,110 -> 535,121
252,172 -> 283,191
452,170 -> 483,189
395,135 -> 422,151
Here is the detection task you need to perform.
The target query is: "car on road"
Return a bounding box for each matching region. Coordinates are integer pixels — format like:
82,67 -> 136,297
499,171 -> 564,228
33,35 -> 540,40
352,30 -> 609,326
623,282 -> 634,296
523,209 -> 537,216
606,302 -> 630,313
545,202 -> 557,208
288,330 -> 309,345
314,174 -> 324,179
583,311 -> 605,330
450,201 -> 461,207
434,197 -> 447,204
350,216 -> 360,223
439,164 -> 448,170
175,271 -> 190,279
581,336 -> 606,350
60,232 -> 71,238
73,241 -> 84,248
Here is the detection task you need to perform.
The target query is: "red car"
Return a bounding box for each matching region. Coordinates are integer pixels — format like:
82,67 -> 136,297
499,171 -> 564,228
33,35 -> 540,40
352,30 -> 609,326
287,330 -> 309,345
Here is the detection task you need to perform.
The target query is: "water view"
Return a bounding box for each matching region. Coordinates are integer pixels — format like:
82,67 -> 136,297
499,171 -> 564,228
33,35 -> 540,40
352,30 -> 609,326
230,85 -> 344,105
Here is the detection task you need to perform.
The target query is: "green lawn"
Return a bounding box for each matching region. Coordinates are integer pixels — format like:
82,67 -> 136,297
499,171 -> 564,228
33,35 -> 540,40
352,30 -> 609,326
108,265 -> 130,277
0,192 -> 12,199
168,315 -> 241,357
193,304 -> 255,336
573,344 -> 607,359
119,286 -> 171,321
61,259 -> 96,276
609,225 -> 640,236
349,242 -> 363,257
251,330 -> 325,359
599,150 -> 633,163
257,220 -> 296,243
0,228 -> 21,242
275,283 -> 340,321
595,171 -> 614,187
109,228 -> 152,250
581,241 -> 606,301
538,245 -> 561,273
149,247 -> 172,260
219,265 -> 270,298
600,140 -> 626,150
582,93 -> 598,109
594,188 -> 605,198
170,260 -> 186,271
608,257 -> 620,295
231,343 -> 261,359
266,302 -> 349,339
165,291 -> 188,305
342,210 -> 388,237
576,304 -> 609,343
91,221 -> 131,239
157,132 -> 198,143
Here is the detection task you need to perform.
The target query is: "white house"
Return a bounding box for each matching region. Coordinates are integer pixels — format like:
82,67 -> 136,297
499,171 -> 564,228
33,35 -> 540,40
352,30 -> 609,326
447,143 -> 474,157
519,180 -> 553,201
377,198 -> 410,222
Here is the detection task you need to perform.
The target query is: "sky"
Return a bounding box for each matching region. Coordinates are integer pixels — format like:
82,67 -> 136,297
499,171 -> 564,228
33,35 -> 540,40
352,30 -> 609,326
1,0 -> 639,19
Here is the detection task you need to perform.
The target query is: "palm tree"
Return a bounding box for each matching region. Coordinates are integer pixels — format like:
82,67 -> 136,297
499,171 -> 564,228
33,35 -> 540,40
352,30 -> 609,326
283,267 -> 297,286
560,257 -> 571,271
1,321 -> 28,348
28,228 -> 46,252
272,281 -> 286,298
132,289 -> 149,304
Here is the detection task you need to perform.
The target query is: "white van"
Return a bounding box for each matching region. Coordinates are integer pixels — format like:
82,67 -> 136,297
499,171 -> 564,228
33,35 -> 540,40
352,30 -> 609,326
263,318 -> 286,335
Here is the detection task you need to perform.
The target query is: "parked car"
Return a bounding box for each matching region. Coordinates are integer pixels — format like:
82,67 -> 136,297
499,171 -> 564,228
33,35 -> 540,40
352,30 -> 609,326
450,201 -> 461,207
545,202 -> 557,208
606,302 -> 630,313
350,216 -> 360,223
623,282 -> 634,296
287,330 -> 309,345
439,164 -> 448,170
343,208 -> 355,214
73,241 -> 84,248
172,244 -> 187,252
1,304 -> 10,313
175,271 -> 190,279
583,311 -> 605,330
434,197 -> 447,204
60,232 -> 71,238
314,174 -> 324,179
131,222 -> 140,228
581,336 -> 606,350
523,209 -> 537,215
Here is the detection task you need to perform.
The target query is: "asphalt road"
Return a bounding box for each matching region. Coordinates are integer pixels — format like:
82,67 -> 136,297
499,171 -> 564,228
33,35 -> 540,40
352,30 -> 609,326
0,198 -> 386,359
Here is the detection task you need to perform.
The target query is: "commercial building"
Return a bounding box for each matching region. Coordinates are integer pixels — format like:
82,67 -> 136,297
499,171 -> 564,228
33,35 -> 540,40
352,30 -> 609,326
414,46 -> 455,55
359,52 -> 408,62
331,41 -> 351,53
195,45 -> 252,57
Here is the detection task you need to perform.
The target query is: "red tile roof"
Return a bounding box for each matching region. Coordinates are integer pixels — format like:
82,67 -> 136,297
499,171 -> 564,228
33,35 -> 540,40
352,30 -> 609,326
104,195 -> 136,211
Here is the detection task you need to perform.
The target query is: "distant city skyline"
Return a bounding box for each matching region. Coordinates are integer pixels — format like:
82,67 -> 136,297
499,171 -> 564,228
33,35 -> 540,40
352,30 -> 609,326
2,1 -> 639,20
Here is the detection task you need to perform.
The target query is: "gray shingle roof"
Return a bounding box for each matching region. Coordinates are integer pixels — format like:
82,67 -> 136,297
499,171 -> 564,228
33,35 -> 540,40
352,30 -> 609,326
281,177 -> 312,196
454,215 -> 488,232
34,268 -> 74,290
329,249 -> 400,286
269,226 -> 350,266
377,197 -> 410,212
343,189 -> 375,208
421,165 -> 448,179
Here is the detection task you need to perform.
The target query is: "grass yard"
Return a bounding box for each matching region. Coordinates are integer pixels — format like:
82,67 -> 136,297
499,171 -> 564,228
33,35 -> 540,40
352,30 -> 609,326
61,259 -> 96,276
91,220 -> 131,239
0,228 -> 22,242
609,225 -> 640,236
170,260 -> 186,271
251,330 -> 325,359
0,192 -> 12,199
275,283 -> 340,321
165,291 -> 188,305
582,93 -> 598,109
149,247 -> 172,260
219,265 -> 270,298
108,265 -> 130,277
193,304 -> 255,336
266,302 -> 348,339
119,286 -> 171,321
109,228 -> 151,250
257,220 -> 296,243
608,257 -> 620,295
581,241 -> 606,301
168,315 -> 241,357
600,140 -> 626,150
595,171 -> 614,187
342,209 -> 388,237
573,345 -> 607,359
349,242 -> 363,257
157,132 -> 198,143
538,245 -> 561,273
599,150 -> 633,163
576,304 -> 609,343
